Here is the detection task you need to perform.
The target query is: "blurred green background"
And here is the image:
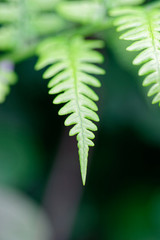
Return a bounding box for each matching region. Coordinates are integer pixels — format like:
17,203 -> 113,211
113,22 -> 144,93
1,34 -> 160,240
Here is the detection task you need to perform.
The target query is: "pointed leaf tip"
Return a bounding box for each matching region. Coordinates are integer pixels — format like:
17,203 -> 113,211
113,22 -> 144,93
81,170 -> 87,186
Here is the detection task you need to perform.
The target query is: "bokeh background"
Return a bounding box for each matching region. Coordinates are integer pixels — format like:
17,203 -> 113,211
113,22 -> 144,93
1,2 -> 160,240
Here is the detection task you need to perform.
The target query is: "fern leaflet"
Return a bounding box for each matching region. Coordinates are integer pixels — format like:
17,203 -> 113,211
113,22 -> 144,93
35,36 -> 104,184
110,6 -> 160,105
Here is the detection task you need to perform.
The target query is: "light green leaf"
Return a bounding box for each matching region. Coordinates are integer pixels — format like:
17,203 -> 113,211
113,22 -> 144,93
36,36 -> 104,185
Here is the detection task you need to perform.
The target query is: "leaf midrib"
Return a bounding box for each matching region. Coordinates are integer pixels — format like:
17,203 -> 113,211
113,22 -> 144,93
147,12 -> 160,87
68,42 -> 87,184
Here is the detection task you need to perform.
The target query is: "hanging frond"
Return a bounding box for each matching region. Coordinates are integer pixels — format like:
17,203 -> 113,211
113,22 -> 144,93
110,6 -> 160,105
35,36 -> 105,184
0,60 -> 17,103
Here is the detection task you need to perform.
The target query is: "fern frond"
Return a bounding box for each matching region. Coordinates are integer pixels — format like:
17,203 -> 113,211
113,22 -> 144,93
35,36 -> 105,184
0,60 -> 17,103
110,6 -> 160,105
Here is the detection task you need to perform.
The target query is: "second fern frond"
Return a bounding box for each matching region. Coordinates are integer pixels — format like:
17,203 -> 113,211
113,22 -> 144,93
111,6 -> 160,106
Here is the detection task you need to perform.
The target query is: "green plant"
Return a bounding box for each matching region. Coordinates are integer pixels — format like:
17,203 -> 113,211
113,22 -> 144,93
0,0 -> 160,185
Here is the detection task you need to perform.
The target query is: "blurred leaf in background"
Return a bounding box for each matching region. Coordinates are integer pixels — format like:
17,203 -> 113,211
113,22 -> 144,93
0,60 -> 17,103
0,186 -> 52,240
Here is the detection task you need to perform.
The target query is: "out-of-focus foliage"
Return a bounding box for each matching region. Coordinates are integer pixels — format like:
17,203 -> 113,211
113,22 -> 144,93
0,187 -> 51,240
106,0 -> 145,8
0,0 -> 66,60
0,60 -> 17,103
56,1 -> 107,24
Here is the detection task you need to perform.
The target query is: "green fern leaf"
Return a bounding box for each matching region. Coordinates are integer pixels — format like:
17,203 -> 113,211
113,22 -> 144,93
35,36 -> 104,184
110,6 -> 160,105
